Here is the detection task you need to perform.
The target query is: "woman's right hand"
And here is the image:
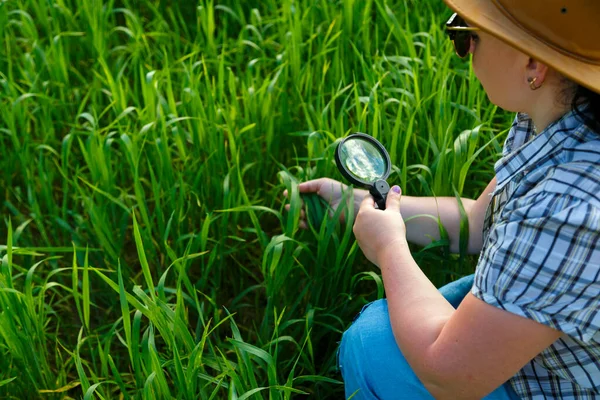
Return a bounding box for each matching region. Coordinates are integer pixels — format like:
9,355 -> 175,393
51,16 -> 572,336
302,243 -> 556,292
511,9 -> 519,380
283,178 -> 369,229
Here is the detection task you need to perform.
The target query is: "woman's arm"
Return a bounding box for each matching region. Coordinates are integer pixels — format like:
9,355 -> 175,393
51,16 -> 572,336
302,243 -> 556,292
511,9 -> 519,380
291,177 -> 497,254
353,189 -> 563,399
401,177 -> 496,254
379,244 -> 561,399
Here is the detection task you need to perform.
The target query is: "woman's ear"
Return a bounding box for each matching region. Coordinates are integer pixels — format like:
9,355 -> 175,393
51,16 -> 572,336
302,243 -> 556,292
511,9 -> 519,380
526,58 -> 550,88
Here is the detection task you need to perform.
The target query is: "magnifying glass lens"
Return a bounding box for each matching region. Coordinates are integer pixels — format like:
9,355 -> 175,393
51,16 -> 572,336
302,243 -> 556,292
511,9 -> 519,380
340,138 -> 387,182
335,133 -> 393,210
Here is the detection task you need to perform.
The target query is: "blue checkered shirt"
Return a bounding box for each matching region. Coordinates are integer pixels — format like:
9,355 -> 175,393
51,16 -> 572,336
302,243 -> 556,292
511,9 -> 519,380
472,111 -> 600,399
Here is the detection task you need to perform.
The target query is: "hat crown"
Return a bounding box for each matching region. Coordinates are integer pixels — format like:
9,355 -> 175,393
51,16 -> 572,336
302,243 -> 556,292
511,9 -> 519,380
493,0 -> 600,63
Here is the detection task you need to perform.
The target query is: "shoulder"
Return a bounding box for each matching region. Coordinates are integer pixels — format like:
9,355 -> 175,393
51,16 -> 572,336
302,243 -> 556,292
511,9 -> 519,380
515,162 -> 600,210
505,119 -> 600,208
520,127 -> 600,209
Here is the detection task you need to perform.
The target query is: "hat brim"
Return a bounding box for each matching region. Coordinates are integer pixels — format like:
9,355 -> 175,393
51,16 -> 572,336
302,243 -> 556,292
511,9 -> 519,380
443,0 -> 600,94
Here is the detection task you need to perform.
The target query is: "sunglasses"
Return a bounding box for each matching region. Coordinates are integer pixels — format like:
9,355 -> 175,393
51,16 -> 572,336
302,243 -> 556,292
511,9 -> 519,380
445,13 -> 480,58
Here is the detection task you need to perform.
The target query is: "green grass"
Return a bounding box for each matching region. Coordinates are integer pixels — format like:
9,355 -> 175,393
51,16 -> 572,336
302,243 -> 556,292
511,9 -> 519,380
0,0 -> 512,398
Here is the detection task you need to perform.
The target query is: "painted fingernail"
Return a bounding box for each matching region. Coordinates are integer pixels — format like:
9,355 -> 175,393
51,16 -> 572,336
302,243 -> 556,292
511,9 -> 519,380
392,185 -> 401,194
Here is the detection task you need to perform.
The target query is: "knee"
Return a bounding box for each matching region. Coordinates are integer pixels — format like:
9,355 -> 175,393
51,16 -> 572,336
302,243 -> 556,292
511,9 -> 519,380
338,300 -> 391,395
340,299 -> 391,354
339,299 -> 393,366
438,274 -> 475,308
338,299 -> 435,400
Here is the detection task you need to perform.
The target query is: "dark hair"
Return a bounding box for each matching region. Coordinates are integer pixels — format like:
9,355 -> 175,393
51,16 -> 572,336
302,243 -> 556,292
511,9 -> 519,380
571,85 -> 600,133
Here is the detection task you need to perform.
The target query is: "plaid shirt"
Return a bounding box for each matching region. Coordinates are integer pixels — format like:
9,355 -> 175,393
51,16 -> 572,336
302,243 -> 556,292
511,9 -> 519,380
472,111 -> 600,399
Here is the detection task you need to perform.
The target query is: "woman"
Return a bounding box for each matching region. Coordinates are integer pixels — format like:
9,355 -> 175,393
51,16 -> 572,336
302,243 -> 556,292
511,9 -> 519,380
286,0 -> 600,398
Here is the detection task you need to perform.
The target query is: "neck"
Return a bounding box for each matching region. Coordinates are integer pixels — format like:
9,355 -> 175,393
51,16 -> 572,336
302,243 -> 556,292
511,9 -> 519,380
526,84 -> 571,133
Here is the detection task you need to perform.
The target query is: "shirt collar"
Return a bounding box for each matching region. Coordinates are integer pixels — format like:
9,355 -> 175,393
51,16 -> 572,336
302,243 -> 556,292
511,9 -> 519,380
494,110 -> 583,191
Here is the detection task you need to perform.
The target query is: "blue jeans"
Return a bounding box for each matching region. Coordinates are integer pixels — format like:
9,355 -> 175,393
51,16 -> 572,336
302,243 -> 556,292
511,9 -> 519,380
338,274 -> 521,399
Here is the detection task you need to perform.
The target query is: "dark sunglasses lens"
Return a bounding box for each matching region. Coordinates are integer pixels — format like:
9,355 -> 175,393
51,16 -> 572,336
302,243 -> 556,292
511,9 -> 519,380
452,15 -> 467,27
453,32 -> 471,58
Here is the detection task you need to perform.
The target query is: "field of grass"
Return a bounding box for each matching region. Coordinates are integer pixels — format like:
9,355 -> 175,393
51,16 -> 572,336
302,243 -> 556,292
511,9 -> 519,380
0,0 -> 512,398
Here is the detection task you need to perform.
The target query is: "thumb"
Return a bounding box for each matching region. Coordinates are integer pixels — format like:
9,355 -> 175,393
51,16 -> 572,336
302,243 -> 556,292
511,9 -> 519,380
386,185 -> 402,212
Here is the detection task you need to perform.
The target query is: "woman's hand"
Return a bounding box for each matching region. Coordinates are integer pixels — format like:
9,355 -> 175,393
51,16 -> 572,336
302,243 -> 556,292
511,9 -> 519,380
353,185 -> 407,267
283,178 -> 368,229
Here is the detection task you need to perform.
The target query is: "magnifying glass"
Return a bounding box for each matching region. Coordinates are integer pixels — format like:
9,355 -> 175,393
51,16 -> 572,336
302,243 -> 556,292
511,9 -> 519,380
335,133 -> 392,210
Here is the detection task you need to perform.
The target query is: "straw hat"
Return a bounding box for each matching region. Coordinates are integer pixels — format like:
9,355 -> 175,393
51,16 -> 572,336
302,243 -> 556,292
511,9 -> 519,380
443,0 -> 600,94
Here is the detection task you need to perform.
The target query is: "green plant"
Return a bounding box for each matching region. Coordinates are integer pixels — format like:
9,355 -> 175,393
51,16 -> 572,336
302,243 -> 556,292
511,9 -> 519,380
0,0 -> 511,398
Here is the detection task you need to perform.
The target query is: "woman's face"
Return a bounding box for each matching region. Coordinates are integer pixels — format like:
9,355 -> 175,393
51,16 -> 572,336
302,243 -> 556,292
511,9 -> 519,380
470,31 -> 530,112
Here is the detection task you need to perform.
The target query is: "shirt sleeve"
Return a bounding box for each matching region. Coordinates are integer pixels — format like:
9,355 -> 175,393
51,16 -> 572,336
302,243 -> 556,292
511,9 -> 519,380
472,181 -> 600,342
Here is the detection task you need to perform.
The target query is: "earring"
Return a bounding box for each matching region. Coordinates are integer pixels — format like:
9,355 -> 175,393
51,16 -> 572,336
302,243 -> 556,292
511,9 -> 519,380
528,77 -> 542,91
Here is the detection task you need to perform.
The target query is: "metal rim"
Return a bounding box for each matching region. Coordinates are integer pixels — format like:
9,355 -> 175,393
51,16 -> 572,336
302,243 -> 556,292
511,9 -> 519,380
334,132 -> 391,188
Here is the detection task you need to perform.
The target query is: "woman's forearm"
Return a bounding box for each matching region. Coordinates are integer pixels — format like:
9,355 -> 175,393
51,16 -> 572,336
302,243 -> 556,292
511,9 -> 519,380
401,195 -> 480,253
351,178 -> 494,254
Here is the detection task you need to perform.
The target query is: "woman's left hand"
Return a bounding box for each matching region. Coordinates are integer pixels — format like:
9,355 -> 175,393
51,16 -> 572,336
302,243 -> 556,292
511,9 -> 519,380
353,185 -> 408,267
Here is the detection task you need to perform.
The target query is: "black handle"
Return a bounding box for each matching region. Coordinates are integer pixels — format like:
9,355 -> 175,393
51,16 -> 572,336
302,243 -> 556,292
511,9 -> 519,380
369,180 -> 390,210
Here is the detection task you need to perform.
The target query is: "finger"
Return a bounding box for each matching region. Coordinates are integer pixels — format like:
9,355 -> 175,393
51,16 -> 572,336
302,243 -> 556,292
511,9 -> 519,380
386,185 -> 402,212
284,181 -> 310,198
359,195 -> 376,211
298,178 -> 331,194
299,220 -> 307,230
